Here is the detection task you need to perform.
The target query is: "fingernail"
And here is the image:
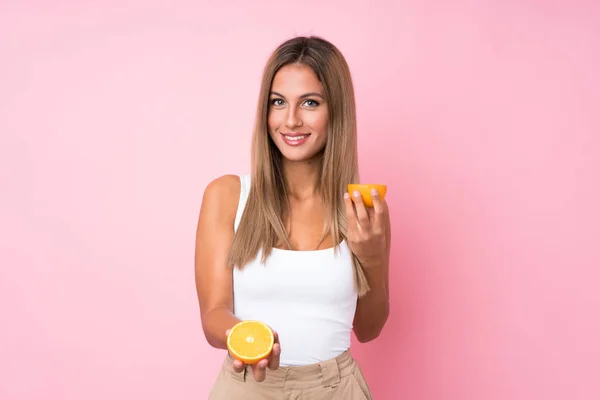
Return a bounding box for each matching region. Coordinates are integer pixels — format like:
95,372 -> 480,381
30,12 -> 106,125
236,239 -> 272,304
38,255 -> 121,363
353,190 -> 361,197
344,192 -> 350,199
370,188 -> 378,196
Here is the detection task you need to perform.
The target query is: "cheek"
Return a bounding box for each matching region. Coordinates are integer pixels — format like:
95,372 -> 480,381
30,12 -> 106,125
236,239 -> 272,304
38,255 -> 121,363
310,111 -> 328,134
267,113 -> 278,134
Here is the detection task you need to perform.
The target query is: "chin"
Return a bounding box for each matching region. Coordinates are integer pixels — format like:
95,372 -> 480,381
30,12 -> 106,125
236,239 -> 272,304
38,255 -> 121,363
277,146 -> 325,163
279,151 -> 318,162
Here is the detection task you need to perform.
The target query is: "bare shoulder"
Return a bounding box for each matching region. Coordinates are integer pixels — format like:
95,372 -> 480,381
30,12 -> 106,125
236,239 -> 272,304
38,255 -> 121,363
200,174 -> 241,221
203,174 -> 240,201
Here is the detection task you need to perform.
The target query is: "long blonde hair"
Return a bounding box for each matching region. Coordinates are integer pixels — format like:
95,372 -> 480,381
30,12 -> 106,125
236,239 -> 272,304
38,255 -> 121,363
226,36 -> 369,297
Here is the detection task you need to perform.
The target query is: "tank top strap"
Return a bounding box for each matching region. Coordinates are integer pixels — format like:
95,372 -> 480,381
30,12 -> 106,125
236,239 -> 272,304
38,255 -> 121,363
234,174 -> 251,232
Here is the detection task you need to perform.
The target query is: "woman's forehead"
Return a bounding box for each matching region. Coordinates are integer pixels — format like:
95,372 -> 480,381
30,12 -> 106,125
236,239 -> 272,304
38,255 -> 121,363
271,65 -> 324,96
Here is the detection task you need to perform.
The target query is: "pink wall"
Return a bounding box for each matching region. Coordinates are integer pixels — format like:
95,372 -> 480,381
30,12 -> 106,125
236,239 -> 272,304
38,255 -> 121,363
1,1 -> 599,399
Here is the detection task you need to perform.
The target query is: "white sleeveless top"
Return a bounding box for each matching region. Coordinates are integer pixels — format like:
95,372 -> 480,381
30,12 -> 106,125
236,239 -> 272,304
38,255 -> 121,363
232,174 -> 358,366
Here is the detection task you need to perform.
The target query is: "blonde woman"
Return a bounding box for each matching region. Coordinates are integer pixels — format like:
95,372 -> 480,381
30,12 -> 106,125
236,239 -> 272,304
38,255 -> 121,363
195,36 -> 391,399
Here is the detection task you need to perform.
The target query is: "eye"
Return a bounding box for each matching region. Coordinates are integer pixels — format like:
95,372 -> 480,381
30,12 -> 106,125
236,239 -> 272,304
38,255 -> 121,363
270,98 -> 285,107
303,99 -> 320,107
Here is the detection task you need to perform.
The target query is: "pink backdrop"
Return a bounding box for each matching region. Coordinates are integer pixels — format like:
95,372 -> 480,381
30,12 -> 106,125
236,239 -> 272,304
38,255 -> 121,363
1,1 -> 599,399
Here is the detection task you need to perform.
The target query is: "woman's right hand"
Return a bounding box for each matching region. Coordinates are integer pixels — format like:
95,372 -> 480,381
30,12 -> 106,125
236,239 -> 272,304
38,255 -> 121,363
225,328 -> 281,382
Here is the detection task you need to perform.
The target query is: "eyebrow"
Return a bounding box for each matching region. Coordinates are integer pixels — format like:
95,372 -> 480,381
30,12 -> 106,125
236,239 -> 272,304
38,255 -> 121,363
270,91 -> 325,99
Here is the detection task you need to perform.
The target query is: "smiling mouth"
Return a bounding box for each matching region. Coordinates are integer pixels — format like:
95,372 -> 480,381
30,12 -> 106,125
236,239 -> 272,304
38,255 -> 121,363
282,133 -> 310,141
280,133 -> 311,146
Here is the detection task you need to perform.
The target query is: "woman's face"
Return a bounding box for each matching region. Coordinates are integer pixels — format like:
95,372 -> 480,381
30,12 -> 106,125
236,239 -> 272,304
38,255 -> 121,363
268,64 -> 329,163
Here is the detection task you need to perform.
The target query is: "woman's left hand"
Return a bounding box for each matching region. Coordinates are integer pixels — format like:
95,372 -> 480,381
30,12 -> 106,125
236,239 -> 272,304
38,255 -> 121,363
344,188 -> 390,268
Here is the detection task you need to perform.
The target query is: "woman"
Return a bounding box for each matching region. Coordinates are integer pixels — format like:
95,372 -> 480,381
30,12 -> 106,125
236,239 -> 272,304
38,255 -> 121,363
194,35 -> 391,399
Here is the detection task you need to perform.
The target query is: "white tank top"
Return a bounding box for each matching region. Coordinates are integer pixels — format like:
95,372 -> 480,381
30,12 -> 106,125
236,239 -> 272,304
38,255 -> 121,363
232,174 -> 358,366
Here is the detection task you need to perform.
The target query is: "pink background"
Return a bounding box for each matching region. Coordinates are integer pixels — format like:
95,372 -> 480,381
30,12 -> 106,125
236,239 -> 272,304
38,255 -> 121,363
1,1 -> 599,399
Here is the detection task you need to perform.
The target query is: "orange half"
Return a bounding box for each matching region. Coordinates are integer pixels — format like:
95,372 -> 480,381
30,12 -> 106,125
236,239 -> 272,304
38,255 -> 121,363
348,184 -> 387,208
226,320 -> 274,364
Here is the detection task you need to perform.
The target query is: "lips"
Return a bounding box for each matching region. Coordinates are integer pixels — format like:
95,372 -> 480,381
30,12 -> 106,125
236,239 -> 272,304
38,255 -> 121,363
281,133 -> 311,146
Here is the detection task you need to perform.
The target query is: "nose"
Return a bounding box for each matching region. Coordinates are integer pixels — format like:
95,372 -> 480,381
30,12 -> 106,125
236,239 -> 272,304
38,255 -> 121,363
285,107 -> 302,129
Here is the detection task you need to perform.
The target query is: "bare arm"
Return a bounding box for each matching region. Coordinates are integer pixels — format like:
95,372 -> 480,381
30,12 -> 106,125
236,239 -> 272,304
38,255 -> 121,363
194,174 -> 282,382
345,189 -> 391,343
194,174 -> 241,349
353,259 -> 390,342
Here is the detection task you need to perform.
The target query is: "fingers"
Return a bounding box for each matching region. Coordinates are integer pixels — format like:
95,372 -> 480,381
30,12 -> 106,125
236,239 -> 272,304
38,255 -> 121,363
344,192 -> 359,233
268,343 -> 281,370
370,188 -> 387,232
250,330 -> 279,381
232,359 -> 246,373
268,331 -> 281,370
350,190 -> 370,230
251,359 -> 269,382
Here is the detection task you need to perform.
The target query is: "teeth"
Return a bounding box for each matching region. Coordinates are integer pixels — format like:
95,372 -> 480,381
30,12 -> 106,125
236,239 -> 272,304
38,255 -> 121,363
284,135 -> 308,141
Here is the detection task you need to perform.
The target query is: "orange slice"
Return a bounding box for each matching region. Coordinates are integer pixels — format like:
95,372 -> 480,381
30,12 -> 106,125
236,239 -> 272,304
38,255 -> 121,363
226,320 -> 274,364
348,184 -> 387,208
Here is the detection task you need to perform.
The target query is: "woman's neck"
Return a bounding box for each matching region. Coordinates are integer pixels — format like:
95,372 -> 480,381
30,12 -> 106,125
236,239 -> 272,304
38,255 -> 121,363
281,157 -> 322,200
